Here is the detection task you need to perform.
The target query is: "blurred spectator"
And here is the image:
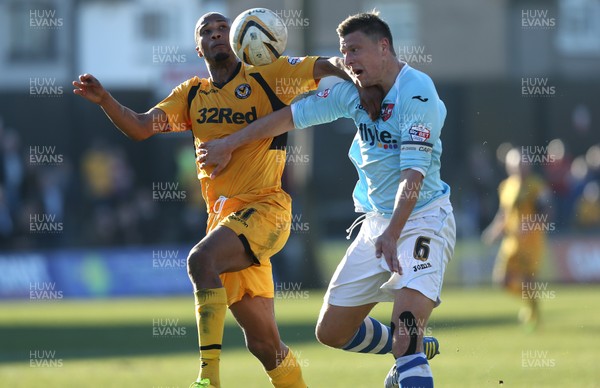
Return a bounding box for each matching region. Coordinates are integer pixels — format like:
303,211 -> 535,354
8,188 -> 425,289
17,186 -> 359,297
0,187 -> 13,241
175,142 -> 206,240
572,104 -> 591,134
584,144 -> 600,182
575,181 -> 600,229
542,139 -> 572,231
464,144 -> 497,236
80,141 -> 139,246
1,128 -> 26,223
571,145 -> 600,229
80,139 -> 118,204
482,147 -> 552,330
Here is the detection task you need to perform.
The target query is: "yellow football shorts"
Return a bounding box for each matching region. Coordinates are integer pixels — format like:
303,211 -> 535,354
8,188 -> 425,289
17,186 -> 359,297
494,235 -> 544,282
206,194 -> 291,306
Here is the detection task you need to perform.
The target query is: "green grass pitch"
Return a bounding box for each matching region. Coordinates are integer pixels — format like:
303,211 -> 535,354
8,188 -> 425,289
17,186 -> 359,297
0,285 -> 598,387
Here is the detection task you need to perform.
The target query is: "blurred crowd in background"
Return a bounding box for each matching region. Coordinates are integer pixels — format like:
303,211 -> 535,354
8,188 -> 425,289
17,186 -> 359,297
0,116 -> 206,250
1,112 -> 599,252
459,138 -> 600,238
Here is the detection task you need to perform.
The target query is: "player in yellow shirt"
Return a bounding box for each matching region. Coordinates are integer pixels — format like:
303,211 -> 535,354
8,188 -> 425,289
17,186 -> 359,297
482,147 -> 551,329
73,11 -> 378,388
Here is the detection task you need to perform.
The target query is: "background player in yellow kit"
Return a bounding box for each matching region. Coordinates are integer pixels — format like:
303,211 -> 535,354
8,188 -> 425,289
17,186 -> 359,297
73,11 -> 379,388
482,147 -> 552,330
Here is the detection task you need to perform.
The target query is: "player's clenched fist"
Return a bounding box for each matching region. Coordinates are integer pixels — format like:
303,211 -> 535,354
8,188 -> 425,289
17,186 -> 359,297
72,74 -> 108,105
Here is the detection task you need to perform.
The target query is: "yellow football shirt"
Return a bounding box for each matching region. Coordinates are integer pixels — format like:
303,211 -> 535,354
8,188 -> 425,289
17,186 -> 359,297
154,56 -> 319,211
498,174 -> 547,264
499,174 -> 547,237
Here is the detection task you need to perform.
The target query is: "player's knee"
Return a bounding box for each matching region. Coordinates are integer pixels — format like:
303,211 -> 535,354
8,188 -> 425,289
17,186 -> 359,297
315,324 -> 347,348
187,244 -> 215,277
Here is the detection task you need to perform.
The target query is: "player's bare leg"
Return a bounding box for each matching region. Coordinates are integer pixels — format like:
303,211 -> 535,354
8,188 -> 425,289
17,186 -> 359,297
187,226 -> 254,388
230,295 -> 306,387
316,303 -> 376,347
500,262 -> 539,328
384,287 -> 435,388
519,272 -> 540,329
316,302 -> 439,359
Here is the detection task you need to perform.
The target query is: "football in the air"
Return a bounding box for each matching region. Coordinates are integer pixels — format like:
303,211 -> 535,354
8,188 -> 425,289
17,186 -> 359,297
230,8 -> 288,66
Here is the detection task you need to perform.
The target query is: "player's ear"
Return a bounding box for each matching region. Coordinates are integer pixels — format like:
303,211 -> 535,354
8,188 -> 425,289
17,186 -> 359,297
196,46 -> 204,58
380,37 -> 390,55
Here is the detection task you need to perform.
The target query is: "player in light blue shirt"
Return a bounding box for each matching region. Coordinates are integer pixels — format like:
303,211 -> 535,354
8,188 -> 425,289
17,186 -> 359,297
292,65 -> 450,217
198,12 -> 455,388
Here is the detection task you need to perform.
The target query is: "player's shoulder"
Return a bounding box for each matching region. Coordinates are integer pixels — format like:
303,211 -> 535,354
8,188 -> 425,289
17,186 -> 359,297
175,76 -> 210,91
401,64 -> 435,84
332,80 -> 356,93
310,81 -> 358,106
397,64 -> 437,97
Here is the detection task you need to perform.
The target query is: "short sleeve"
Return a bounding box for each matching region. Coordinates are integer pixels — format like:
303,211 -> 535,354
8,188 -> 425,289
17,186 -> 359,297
399,81 -> 445,176
291,81 -> 355,129
153,79 -> 195,132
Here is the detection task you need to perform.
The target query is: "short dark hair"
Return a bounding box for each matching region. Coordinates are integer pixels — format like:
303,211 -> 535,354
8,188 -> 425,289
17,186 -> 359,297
336,12 -> 396,56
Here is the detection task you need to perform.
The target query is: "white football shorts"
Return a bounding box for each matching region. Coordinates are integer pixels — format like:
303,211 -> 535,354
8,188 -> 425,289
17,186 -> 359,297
325,201 -> 456,307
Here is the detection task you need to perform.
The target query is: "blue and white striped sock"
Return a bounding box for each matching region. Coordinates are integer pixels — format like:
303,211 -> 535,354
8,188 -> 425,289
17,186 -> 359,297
342,316 -> 392,354
394,353 -> 433,388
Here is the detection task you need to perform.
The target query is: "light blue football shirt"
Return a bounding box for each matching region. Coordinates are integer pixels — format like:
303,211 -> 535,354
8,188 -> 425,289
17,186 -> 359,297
291,63 -> 451,216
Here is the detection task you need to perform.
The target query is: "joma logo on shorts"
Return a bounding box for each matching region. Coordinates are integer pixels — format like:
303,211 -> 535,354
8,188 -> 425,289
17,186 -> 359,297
196,107 -> 257,124
413,262 -> 432,272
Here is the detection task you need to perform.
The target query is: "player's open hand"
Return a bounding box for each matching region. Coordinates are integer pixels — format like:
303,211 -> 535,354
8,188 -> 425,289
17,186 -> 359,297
375,229 -> 402,275
197,139 -> 233,179
72,74 -> 108,105
357,85 -> 384,121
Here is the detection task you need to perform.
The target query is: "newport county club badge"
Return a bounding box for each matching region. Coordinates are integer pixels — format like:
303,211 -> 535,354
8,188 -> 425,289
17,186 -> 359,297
235,83 -> 251,99
381,103 -> 395,121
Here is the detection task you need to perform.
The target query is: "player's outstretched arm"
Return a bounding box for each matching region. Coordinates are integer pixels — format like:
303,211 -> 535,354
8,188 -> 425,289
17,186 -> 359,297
375,169 -> 424,274
197,106 -> 295,179
481,209 -> 506,245
72,73 -> 164,141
